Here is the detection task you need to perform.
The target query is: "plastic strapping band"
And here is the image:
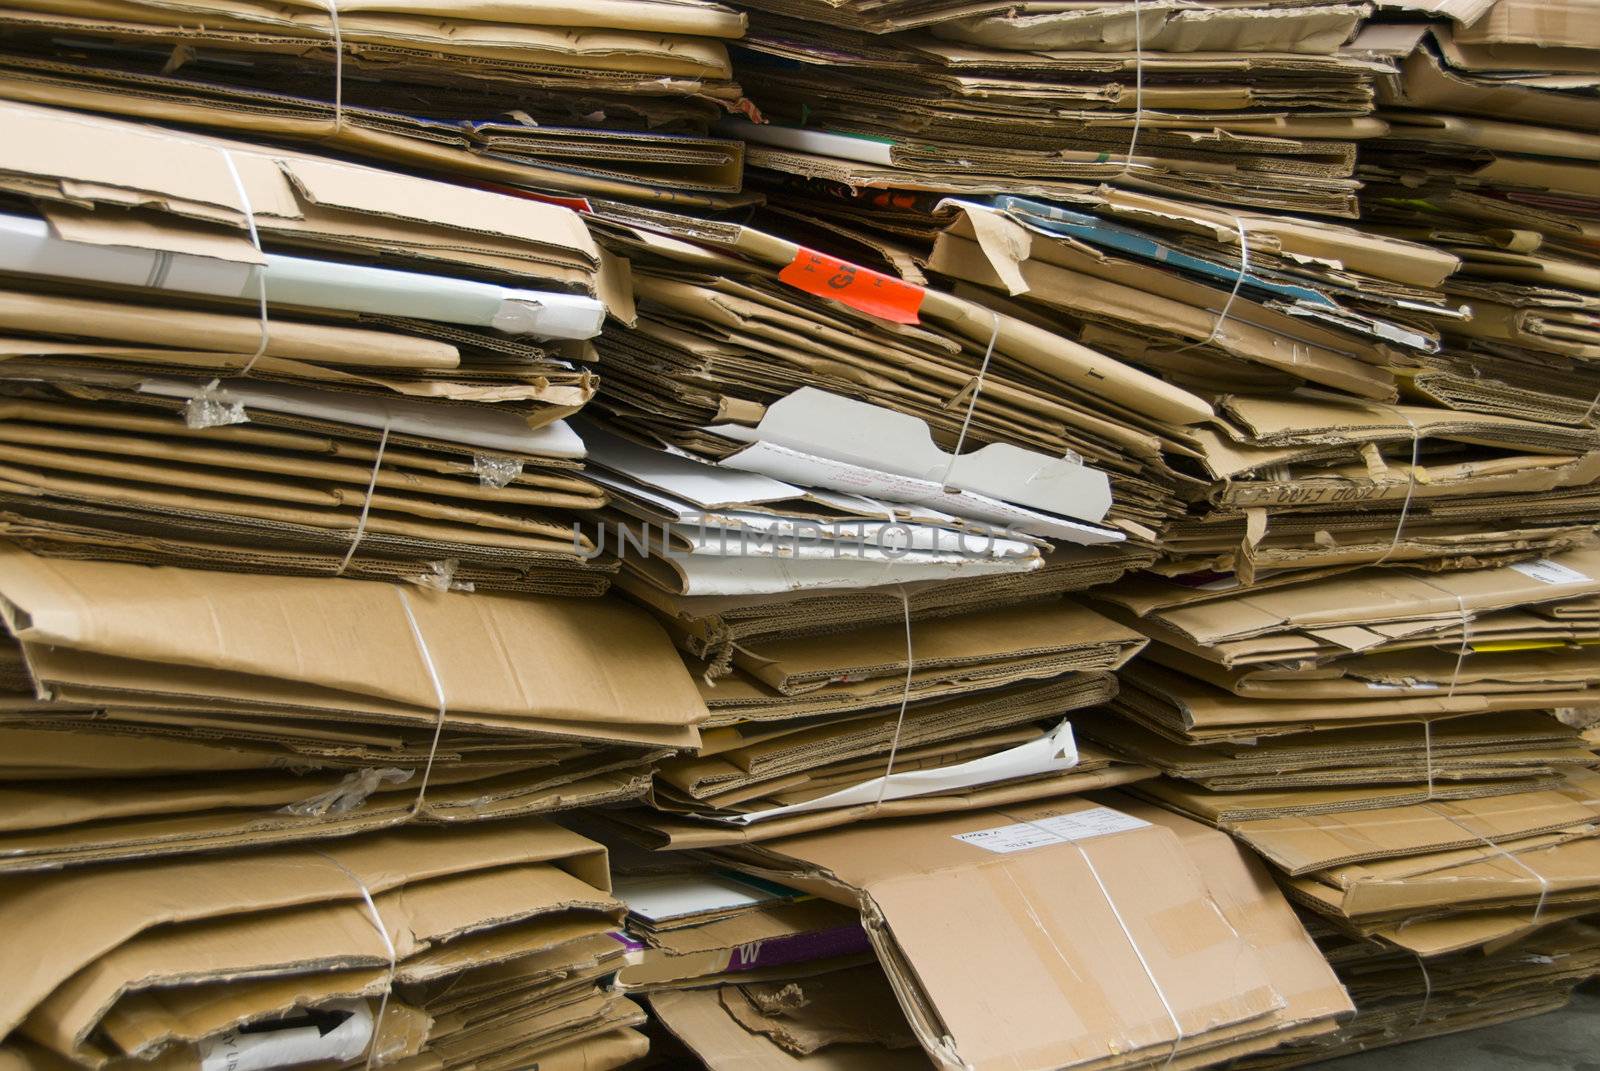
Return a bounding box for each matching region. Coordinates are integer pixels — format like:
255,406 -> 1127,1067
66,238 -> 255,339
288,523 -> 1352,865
870,586 -> 915,810
215,147 -> 270,376
318,0 -> 346,135
1373,409 -> 1423,567
1425,803 -> 1552,927
1442,592 -> 1472,701
1578,387 -> 1600,428
1122,0 -> 1144,174
939,308 -> 1001,493
1412,953 -> 1433,1028
1172,216 -> 1250,354
394,585 -> 448,816
1420,719 -> 1435,802
336,421 -> 391,576
1415,585 -> 1473,800
1072,840 -> 1186,1068
312,852 -> 396,1071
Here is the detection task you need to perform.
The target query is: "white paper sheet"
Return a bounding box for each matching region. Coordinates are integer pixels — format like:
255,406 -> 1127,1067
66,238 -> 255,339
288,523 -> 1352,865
715,721 -> 1079,824
138,377 -> 585,457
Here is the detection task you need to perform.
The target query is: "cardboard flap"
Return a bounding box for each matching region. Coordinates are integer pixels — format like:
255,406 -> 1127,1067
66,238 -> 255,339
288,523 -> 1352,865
717,387 -> 1113,525
763,799 -> 1280,1070
0,546 -> 708,730
0,820 -> 604,1038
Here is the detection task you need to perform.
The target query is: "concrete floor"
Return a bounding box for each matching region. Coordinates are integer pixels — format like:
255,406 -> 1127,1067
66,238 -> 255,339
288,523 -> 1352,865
1315,987 -> 1600,1071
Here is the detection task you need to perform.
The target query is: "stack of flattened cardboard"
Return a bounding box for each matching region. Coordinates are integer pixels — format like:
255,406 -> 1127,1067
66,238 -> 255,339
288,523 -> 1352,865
0,546 -> 709,872
0,99 -> 630,593
586,215 -> 1204,548
0,821 -> 651,1071
557,199 -> 1190,854
1230,916 -> 1600,1068
1078,546 -> 1600,955
1090,549 -> 1600,743
622,541 -> 1156,673
703,186 -> 1600,580
583,828 -> 873,994
604,595 -> 1157,846
0,0 -> 755,206
645,794 -> 1353,1070
0,539 -> 713,1070
723,0 -> 1377,217
1356,2 -> 1600,430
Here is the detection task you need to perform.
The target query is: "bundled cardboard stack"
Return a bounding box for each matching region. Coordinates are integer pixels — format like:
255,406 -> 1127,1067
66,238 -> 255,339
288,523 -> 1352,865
641,794 -> 1354,1070
0,547 -> 711,868
605,595 -> 1158,846
0,0 -> 754,207
1232,916 -> 1600,1068
725,0 -> 1375,216
0,537 -> 712,1070
1359,4 -> 1600,426
1088,550 -> 1600,746
0,98 -> 635,593
0,823 -> 649,1071
2,0 -> 1599,1066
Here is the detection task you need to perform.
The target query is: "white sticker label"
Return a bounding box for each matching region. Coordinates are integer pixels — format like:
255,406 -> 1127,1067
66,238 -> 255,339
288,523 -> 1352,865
953,806 -> 1151,854
1510,559 -> 1590,586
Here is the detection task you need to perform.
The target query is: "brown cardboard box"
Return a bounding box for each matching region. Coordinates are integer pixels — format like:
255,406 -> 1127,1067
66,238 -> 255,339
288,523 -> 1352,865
665,792 -> 1349,1070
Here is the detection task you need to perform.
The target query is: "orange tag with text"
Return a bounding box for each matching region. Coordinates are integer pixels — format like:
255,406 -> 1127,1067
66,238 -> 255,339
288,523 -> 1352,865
778,248 -> 925,324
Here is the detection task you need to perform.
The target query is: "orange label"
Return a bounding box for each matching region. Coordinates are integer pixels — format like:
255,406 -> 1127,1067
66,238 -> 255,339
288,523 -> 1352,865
778,248 -> 924,324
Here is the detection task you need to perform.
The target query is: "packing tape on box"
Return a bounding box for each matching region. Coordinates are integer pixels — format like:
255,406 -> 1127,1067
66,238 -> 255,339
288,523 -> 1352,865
394,584 -> 449,816
337,421 -> 393,575
312,851 -> 398,1071
938,308 -> 1002,495
1171,216 -> 1251,355
1424,803 -> 1552,928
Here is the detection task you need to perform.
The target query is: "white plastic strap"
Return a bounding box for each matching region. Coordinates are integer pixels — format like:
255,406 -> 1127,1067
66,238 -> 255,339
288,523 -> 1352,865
1426,804 -> 1552,927
939,308 -> 1001,493
1172,217 -> 1251,354
336,421 -> 391,575
1578,387 -> 1600,427
317,0 -> 346,134
215,147 -> 269,377
394,585 -> 448,816
1420,719 -> 1435,802
1415,587 -> 1472,800
1412,953 -> 1433,1028
1373,409 -> 1423,567
1072,840 -> 1186,1068
312,852 -> 397,1071
1443,592 -> 1473,701
1122,0 -> 1145,174
871,586 -> 915,810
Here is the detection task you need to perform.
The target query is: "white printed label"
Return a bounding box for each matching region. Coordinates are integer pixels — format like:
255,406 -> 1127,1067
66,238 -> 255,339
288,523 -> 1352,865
1510,559 -> 1590,586
953,806 -> 1150,854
